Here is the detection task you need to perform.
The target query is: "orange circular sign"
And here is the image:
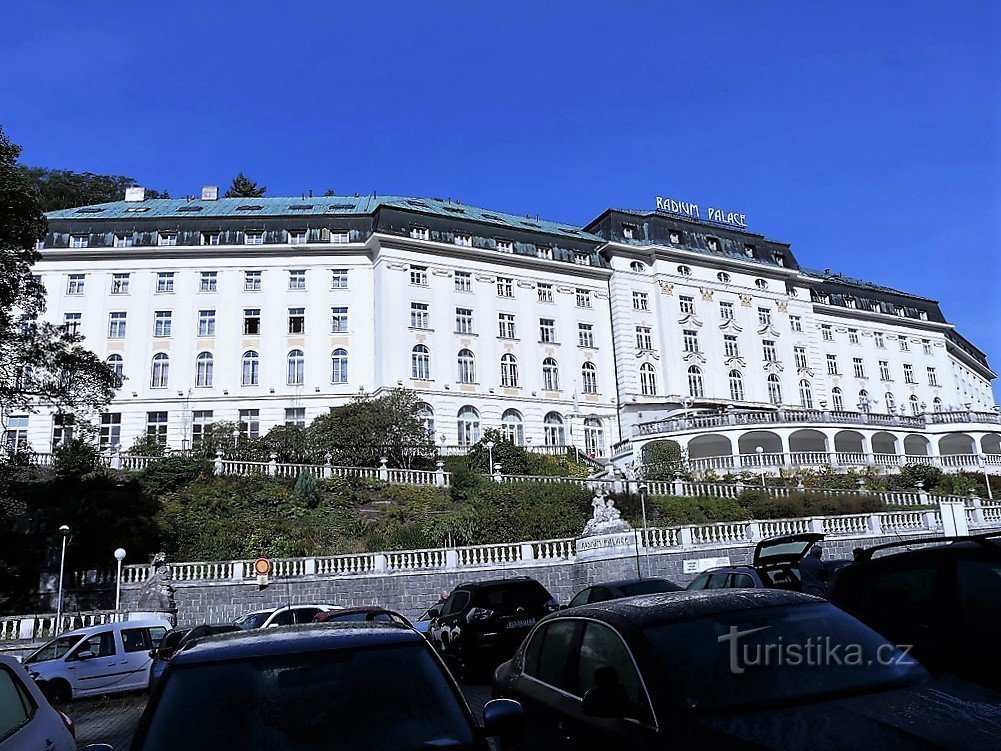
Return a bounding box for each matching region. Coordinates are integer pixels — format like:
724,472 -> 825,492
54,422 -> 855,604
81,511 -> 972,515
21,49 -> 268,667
253,557 -> 271,576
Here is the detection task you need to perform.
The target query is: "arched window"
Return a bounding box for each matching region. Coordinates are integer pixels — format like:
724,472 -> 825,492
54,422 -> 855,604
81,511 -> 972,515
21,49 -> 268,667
583,417 -> 604,456
831,386 -> 843,411
331,348 -> 348,383
106,354 -> 123,385
412,345 -> 430,380
416,403 -> 434,435
933,397 -> 942,412
728,370 -> 744,401
630,261 -> 646,272
195,352 -> 213,387
581,362 -> 598,394
858,390 -> 871,413
150,353 -> 169,388
457,349 -> 475,384
799,379 -> 813,409
457,406 -> 480,446
767,374 -> 782,405
501,409 -> 524,445
542,358 -> 560,391
687,366 -> 704,398
287,349 -> 304,385
640,363 -> 657,396
241,350 -> 259,386
909,394 -> 921,416
544,412 -> 565,446
884,392 -> 896,413
500,353 -> 519,388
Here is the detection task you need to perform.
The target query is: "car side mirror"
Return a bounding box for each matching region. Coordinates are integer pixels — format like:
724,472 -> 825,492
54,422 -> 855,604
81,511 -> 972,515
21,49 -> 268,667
75,650 -> 96,660
482,698 -> 523,736
148,649 -> 158,659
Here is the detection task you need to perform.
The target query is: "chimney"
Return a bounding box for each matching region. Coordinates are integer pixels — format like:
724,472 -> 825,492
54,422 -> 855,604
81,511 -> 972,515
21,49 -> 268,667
124,186 -> 146,202
201,185 -> 219,201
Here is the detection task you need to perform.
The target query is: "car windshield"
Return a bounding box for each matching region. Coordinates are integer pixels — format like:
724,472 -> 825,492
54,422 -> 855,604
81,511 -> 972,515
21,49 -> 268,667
643,602 -> 928,712
25,634 -> 84,664
138,643 -> 477,751
619,580 -> 680,596
233,611 -> 272,630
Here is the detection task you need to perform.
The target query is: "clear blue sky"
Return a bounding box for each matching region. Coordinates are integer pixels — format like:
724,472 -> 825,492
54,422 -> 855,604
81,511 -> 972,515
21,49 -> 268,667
3,1 -> 998,396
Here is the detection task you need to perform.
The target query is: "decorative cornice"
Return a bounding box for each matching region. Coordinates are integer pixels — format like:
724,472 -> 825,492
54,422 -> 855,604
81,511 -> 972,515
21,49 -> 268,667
719,319 -> 743,333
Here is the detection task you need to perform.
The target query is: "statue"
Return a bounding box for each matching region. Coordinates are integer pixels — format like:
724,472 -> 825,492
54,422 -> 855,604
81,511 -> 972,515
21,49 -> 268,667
582,490 -> 632,537
136,552 -> 176,616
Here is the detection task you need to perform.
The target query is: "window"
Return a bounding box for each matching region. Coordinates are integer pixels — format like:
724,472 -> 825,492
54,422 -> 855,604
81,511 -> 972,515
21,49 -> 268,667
189,411 -> 212,449
454,272 -> 471,293
198,310 -> 215,337
799,379 -> 813,408
539,318 -> 556,343
107,354 -> 124,382
288,270 -> 306,290
683,329 -> 699,353
285,408 -> 307,427
632,291 -> 649,310
285,350 -> 304,385
581,362 -> 597,394
542,358 -> 560,390
859,390 -> 871,413
202,231 -> 221,246
457,349 -> 476,384
544,412 -> 566,445
794,346 -> 808,371
457,406 -> 480,446
412,345 -> 431,380
330,229 -> 349,244
927,367 -> 938,387
497,277 -> 513,297
111,273 -> 130,294
153,311 -> 172,337
501,409 -> 524,445
243,309 -> 261,335
244,271 -> 262,291
677,264 -> 691,276
537,283 -> 553,303
289,230 -> 308,246
903,364 -> 916,384
330,269 -> 349,288
245,230 -> 264,246
496,240 -> 513,254
821,324 -> 833,342
108,311 -> 127,339
679,295 -> 695,315
754,279 -> 768,290
70,234 -> 89,248
410,265 -> 428,286
578,323 -> 594,348
757,307 -> 771,326
114,233 -> 134,248
410,226 -> 429,241
922,339 -> 932,355
884,392 -> 895,412
573,252 -> 591,266
156,272 -> 174,293
195,352 -> 214,387
762,340 -> 777,362
853,357 -> 866,378
455,308 -> 474,334
933,397 -> 943,412
767,374 -> 782,405
717,271 -> 731,283
51,413 -> 74,449
688,366 -> 704,397
238,409 -> 260,439
874,332 -> 885,348
899,338 -> 910,352
729,370 -> 744,401
67,274 -> 86,295
576,288 -> 592,308
288,308 -> 305,334
99,412 -> 121,450
241,350 -> 259,386
147,411 -> 168,444
707,237 -> 720,252
417,404 -> 435,435
406,303 -> 428,330
636,326 -> 653,351
151,353 -> 169,388
629,261 -> 645,272
500,353 -> 519,387
910,395 -> 921,416
498,313 -> 516,339
724,334 -> 740,358
790,315 -> 802,332
454,233 -> 472,247
848,328 -> 860,345
158,231 -> 177,247
832,387 -> 844,411
640,363 -> 657,396
199,271 -> 217,292
720,301 -> 734,320
331,349 -> 349,383
331,306 -> 349,333
3,415 -> 29,450
622,224 -> 636,240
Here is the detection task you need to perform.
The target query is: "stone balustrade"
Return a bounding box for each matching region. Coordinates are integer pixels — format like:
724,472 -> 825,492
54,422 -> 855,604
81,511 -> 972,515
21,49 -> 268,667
0,610 -> 126,644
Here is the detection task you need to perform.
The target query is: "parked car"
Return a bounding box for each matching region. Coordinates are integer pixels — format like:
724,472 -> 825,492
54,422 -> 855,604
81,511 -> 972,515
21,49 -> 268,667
829,532 -> 1001,691
232,604 -> 341,629
24,619 -> 169,704
312,606 -> 413,627
148,623 -> 241,691
493,589 -> 1001,751
428,577 -> 558,679
567,577 -> 682,608
0,654 -> 77,750
413,602 -> 443,634
127,622 -> 522,750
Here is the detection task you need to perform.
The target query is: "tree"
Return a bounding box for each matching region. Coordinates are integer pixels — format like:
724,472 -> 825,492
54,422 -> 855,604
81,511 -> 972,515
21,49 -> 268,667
17,166 -> 167,211
0,125 -> 119,435
224,172 -> 266,198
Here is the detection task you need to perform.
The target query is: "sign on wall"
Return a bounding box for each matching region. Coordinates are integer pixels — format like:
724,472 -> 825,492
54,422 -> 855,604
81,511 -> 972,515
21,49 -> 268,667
656,196 -> 748,229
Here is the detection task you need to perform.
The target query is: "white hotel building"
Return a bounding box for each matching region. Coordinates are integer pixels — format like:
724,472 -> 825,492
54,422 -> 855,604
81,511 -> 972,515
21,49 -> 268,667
16,187 -> 1001,475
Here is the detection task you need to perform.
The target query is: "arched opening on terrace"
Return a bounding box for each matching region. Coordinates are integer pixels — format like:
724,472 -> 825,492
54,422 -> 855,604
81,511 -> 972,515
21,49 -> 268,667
788,429 -> 828,453
981,433 -> 1001,455
939,433 -> 975,455
871,431 -> 899,455
903,435 -> 930,457
737,431 -> 783,455
686,434 -> 732,459
834,430 -> 865,453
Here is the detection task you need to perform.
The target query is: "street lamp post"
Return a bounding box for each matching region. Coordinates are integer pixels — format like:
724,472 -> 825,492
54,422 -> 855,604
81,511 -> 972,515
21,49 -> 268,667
484,440 -> 495,476
755,446 -> 765,487
55,525 -> 70,636
114,548 -> 127,612
231,427 -> 240,450
977,454 -> 994,501
638,482 -> 651,578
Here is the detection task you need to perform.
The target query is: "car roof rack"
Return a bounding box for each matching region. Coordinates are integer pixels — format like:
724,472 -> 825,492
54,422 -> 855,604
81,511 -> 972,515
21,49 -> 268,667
854,532 -> 1000,562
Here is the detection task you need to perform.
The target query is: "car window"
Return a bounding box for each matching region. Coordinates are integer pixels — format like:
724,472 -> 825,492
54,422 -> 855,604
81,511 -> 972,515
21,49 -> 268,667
687,573 -> 710,590
731,573 -> 755,588
71,631 -> 116,659
587,587 -> 612,604
707,573 -> 731,589
866,566 -> 938,627
122,628 -> 152,653
159,630 -> 188,653
576,622 -> 649,721
440,591 -> 469,618
526,620 -> 580,692
293,608 -> 321,624
149,626 -> 168,645
0,665 -> 35,741
25,634 -> 83,664
270,609 -> 294,627
568,590 -> 590,608
472,581 -> 552,612
956,559 -> 1001,626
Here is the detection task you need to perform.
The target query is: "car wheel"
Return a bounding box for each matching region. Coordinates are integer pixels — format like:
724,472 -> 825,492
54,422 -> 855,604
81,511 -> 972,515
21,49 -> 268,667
44,679 -> 72,705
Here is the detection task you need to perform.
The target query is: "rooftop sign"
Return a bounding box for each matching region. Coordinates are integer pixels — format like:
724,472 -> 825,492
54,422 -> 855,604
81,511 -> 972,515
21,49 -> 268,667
655,196 -> 748,229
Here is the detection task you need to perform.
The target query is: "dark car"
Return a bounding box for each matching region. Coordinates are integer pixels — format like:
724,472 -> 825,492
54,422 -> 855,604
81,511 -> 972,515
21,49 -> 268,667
128,623 -> 521,751
567,577 -> 682,608
429,577 -> 558,679
312,606 -> 413,628
493,589 -> 1001,751
829,533 -> 1001,692
147,623 -> 240,692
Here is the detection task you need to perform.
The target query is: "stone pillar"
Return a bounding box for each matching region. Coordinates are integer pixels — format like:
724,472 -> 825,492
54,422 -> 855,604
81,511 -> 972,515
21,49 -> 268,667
679,526 -> 694,549
214,450 -> 224,476
445,549 -> 459,570
492,464 -> 503,483
968,492 -> 985,526
867,513 -> 882,536
860,434 -> 875,466
373,553 -> 387,573
435,460 -> 446,487
745,521 -> 761,543
267,453 -> 278,476
916,481 -> 929,505
921,510 -> 938,532
323,453 -> 333,479
808,517 -> 825,534
304,558 -> 316,576
672,471 -> 685,497
520,543 -> 535,562
110,445 -> 122,470
379,457 -> 389,482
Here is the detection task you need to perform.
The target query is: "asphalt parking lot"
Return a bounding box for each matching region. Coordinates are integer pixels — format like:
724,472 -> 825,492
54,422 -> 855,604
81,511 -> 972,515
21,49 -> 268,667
70,682 -> 493,750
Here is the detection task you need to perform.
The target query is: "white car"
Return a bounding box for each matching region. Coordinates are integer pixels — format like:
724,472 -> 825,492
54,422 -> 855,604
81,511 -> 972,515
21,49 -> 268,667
233,604 -> 342,629
0,654 -> 76,750
23,619 -> 169,703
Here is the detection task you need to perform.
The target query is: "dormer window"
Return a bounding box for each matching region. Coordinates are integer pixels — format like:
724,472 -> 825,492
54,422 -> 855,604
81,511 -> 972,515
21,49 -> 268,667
574,253 -> 592,266
454,233 -> 472,247
537,246 -> 553,260
774,251 -> 785,267
496,239 -> 513,253
289,230 -> 308,245
70,234 -> 90,249
114,233 -> 134,248
245,230 -> 264,246
744,244 -> 756,258
410,227 -> 429,241
330,229 -> 349,244
622,223 -> 636,240
201,231 -> 221,246
717,272 -> 731,283
669,231 -> 681,244
707,237 -> 720,252
158,232 -> 178,247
